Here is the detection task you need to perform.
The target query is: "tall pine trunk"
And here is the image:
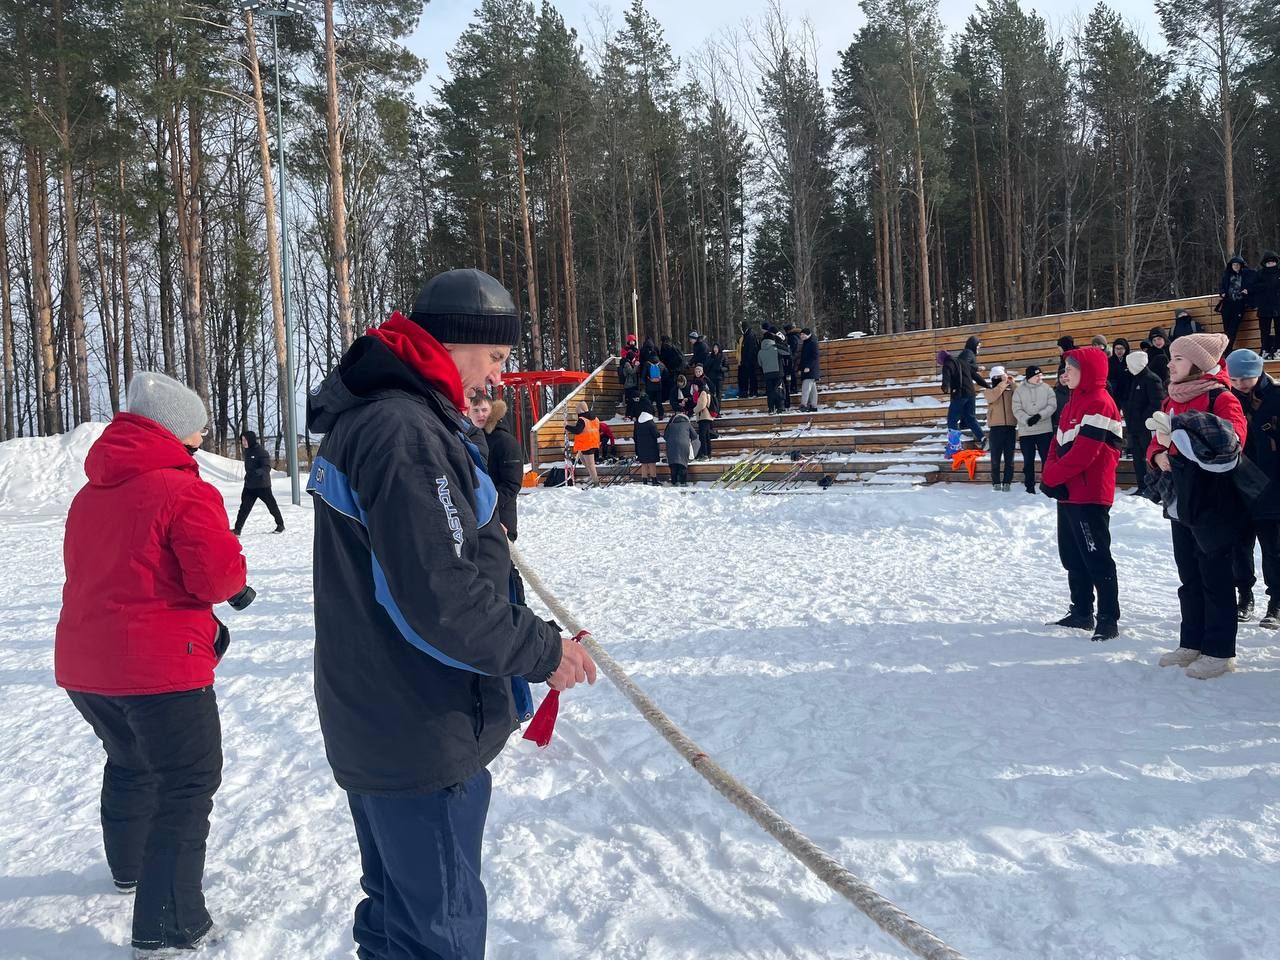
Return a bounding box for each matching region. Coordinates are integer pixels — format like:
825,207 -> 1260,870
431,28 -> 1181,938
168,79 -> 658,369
245,12 -> 290,440
514,117 -> 541,370
323,0 -> 354,347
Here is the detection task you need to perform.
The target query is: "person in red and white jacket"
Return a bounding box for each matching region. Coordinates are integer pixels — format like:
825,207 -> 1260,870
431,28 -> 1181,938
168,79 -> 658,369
55,372 -> 248,955
1146,332 -> 1249,679
1041,347 -> 1125,641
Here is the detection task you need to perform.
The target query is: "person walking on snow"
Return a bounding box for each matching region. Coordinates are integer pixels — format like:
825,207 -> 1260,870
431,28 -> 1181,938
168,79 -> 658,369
565,401 -> 602,486
55,371 -> 251,957
305,268 -> 597,960
1123,349 -> 1166,496
232,431 -> 284,535
1041,348 -> 1125,642
983,366 -> 1018,491
1148,333 -> 1249,679
1012,365 -> 1056,493
1227,349 -> 1280,628
799,328 -> 820,412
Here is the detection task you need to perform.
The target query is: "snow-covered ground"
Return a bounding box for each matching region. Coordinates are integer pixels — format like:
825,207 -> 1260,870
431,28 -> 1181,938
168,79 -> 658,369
2,425 -> 1279,959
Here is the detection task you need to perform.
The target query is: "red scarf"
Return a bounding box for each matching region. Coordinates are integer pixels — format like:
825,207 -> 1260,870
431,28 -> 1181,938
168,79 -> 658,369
365,312 -> 467,412
1168,369 -> 1221,404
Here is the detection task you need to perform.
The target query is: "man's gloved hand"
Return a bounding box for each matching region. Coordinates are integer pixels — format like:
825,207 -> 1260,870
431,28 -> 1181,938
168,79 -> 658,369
228,585 -> 256,611
1145,411 -> 1172,448
1039,481 -> 1069,501
1027,414 -> 1042,427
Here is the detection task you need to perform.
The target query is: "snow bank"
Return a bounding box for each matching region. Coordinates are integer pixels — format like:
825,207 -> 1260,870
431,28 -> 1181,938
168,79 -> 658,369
0,423 -> 261,514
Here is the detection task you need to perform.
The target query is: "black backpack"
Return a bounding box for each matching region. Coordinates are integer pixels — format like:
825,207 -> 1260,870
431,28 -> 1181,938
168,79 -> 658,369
939,353 -> 961,395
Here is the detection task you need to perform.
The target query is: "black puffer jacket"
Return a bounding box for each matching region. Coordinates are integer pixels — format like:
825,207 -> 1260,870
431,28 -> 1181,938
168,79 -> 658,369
1108,339 -> 1134,407
1145,328 -> 1171,385
1237,375 -> 1280,519
1124,366 -> 1165,441
956,336 -> 989,398
305,328 -> 561,796
1251,254 -> 1280,318
485,401 -> 523,542
241,432 -> 273,490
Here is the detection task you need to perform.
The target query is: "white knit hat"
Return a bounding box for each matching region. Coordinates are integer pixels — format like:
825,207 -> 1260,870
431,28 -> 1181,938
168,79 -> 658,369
1126,351 -> 1149,375
990,366 -> 1006,380
126,372 -> 208,441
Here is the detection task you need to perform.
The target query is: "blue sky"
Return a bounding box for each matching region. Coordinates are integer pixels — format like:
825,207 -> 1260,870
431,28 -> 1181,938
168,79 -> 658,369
405,0 -> 1165,100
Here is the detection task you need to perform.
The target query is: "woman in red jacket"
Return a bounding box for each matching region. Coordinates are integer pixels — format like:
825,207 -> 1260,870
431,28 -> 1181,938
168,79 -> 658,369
1147,333 -> 1249,679
1041,347 -> 1125,641
55,372 -> 248,956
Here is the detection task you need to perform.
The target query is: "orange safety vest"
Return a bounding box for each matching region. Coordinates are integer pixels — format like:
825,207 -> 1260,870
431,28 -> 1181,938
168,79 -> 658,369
572,416 -> 601,453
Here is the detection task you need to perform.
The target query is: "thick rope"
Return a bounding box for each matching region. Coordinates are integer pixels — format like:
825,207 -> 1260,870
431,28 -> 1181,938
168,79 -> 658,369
511,544 -> 969,960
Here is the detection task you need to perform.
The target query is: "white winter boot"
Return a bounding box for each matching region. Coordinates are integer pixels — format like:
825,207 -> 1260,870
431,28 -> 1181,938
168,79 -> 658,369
1185,656 -> 1236,680
1158,647 -> 1200,668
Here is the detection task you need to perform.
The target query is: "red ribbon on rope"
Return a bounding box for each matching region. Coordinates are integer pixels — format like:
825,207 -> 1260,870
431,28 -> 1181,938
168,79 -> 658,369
522,630 -> 590,748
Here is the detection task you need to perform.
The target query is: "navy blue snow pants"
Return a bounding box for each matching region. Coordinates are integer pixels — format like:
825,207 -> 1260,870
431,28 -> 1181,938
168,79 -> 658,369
347,768 -> 492,960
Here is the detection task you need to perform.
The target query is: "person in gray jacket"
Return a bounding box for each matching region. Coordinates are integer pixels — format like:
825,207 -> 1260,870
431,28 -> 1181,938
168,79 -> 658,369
757,336 -> 790,414
1012,365 -> 1057,493
663,409 -> 699,485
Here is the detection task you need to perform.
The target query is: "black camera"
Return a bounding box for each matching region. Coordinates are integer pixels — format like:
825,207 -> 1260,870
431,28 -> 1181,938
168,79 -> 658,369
228,585 -> 257,611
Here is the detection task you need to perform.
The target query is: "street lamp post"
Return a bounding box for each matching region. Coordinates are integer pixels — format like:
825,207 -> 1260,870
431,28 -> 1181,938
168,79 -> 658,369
242,0 -> 300,505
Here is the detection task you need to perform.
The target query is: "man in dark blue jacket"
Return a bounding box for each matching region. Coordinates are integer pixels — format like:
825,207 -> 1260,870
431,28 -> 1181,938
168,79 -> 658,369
306,268 -> 596,960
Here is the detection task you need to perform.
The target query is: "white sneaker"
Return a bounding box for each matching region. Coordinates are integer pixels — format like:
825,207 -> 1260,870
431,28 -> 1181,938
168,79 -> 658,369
1158,646 -> 1201,668
1185,656 -> 1236,680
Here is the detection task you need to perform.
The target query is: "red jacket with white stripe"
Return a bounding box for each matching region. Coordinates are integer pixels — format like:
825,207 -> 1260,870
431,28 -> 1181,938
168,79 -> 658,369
1145,367 -> 1247,466
1042,348 -> 1124,506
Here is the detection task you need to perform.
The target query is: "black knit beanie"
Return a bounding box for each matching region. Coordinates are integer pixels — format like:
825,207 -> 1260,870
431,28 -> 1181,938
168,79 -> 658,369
408,269 -> 520,346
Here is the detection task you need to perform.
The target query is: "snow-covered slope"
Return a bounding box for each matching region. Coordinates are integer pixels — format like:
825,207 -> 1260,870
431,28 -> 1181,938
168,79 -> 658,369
1,433 -> 1278,959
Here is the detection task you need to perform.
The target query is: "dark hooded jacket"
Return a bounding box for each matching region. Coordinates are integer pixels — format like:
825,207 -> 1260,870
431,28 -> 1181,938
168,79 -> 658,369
305,312 -> 561,796
1145,328 -> 1171,385
484,399 -> 523,541
1107,338 -> 1134,407
1170,310 -> 1202,342
691,338 -> 710,370
633,411 -> 660,463
241,431 -> 273,490
1219,256 -> 1250,308
1251,253 -> 1280,318
956,336 -> 988,398
1235,375 -> 1280,519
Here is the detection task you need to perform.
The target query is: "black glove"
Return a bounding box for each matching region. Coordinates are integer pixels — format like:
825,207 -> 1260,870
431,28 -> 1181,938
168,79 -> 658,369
228,585 -> 256,611
1039,481 -> 1069,501
1027,414 -> 1042,426
213,615 -> 231,661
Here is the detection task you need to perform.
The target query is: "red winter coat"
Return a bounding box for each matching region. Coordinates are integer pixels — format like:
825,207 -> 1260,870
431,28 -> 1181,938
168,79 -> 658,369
55,414 -> 247,696
1042,348 -> 1124,506
1146,368 -> 1248,466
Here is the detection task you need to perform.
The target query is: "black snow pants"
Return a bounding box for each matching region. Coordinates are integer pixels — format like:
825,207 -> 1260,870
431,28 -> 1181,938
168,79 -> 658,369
1057,502 -> 1120,625
1171,519 -> 1237,659
233,486 -> 283,533
68,687 -> 222,952
1020,434 -> 1052,493
989,426 -> 1016,486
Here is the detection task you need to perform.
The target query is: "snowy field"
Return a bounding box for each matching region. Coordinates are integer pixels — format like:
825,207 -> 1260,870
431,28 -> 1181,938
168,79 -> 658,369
2,425 -> 1280,959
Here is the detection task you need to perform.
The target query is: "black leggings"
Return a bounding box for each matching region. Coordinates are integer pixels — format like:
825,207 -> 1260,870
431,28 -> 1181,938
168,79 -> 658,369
989,427 -> 1016,485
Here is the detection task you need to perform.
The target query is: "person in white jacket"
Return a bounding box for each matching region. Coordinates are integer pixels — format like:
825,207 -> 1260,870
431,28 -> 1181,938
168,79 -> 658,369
1012,365 -> 1057,493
